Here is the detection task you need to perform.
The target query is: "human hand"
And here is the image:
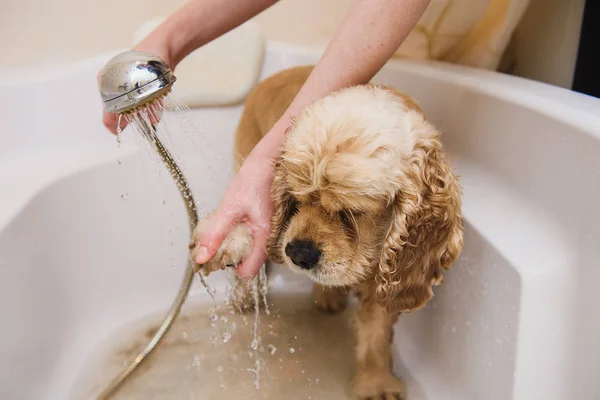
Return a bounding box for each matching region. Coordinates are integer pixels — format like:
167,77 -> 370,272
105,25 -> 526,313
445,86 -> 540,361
193,150 -> 276,279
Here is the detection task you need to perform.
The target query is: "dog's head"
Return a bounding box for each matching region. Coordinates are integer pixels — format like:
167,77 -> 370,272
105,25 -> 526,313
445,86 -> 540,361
267,85 -> 463,314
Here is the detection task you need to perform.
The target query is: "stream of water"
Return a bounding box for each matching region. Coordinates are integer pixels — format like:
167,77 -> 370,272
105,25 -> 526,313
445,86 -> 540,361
119,96 -> 271,390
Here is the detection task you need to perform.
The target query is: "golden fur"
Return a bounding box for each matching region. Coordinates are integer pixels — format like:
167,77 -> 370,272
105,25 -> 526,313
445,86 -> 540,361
191,65 -> 464,399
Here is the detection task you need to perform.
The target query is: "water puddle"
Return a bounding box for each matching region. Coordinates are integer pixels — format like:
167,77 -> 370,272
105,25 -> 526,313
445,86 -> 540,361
70,292 -> 356,400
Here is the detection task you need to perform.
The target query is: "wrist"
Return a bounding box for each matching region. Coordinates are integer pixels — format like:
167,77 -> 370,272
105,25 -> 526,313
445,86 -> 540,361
134,0 -> 277,71
254,116 -> 293,160
133,25 -> 176,69
132,8 -> 200,70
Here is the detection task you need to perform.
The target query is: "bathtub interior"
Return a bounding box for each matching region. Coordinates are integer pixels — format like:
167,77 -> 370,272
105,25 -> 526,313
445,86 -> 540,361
1,43 -> 600,400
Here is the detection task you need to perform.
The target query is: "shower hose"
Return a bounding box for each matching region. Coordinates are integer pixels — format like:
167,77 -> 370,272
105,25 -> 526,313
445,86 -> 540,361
97,118 -> 200,399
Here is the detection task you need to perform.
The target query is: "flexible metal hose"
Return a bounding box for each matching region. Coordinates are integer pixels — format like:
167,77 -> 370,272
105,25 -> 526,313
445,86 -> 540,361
97,118 -> 199,399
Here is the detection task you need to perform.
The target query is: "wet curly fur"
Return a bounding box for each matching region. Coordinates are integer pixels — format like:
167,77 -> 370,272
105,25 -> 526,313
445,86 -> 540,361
191,65 -> 464,399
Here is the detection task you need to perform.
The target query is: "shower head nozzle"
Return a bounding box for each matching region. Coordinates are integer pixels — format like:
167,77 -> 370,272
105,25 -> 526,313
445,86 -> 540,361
98,50 -> 176,114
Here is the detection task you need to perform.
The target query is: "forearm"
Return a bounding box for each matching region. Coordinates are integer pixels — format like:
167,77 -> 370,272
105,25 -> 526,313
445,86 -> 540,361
256,0 -> 431,160
136,0 -> 277,68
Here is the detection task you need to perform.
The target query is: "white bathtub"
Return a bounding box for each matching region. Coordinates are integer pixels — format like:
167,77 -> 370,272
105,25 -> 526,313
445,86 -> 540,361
1,43 -> 599,400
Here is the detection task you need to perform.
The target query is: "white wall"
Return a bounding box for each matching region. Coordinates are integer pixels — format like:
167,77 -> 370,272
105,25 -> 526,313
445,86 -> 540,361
0,0 -> 585,89
508,0 -> 585,89
0,0 -> 350,70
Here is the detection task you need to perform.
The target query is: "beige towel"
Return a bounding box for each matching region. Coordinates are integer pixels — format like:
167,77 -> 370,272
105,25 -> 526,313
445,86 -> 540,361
133,19 -> 265,108
394,0 -> 530,70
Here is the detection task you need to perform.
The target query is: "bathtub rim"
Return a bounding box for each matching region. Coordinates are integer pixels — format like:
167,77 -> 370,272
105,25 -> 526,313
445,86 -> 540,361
1,41 -> 599,234
2,40 -> 599,134
2,41 -> 599,400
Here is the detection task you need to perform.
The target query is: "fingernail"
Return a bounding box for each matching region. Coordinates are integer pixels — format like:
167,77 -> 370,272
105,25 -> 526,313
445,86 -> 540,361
195,245 -> 208,263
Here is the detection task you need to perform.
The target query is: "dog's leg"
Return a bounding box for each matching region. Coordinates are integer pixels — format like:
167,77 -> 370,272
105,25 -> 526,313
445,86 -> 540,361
353,301 -> 406,400
314,284 -> 347,313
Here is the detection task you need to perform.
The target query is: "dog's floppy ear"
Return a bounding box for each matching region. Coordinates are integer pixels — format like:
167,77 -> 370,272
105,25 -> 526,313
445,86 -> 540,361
376,126 -> 464,315
266,155 -> 297,263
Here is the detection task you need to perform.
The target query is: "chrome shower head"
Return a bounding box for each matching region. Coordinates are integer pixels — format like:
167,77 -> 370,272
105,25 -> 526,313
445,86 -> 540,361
98,50 -> 176,114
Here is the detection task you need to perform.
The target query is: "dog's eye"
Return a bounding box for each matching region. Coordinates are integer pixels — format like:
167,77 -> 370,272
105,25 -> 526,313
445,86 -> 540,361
289,198 -> 299,215
338,210 -> 359,239
339,210 -> 356,227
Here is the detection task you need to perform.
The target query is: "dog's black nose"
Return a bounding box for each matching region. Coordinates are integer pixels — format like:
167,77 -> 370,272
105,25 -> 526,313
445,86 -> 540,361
285,240 -> 321,270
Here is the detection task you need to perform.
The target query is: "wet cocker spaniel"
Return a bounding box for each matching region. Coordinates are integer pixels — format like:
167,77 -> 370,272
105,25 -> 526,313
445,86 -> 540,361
191,65 -> 464,399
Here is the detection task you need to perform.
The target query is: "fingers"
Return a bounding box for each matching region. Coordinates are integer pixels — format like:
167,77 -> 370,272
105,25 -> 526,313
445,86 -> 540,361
98,69 -> 117,135
102,112 -> 128,135
194,208 -> 240,265
101,100 -> 162,135
147,98 -> 164,125
102,112 -> 117,134
234,226 -> 268,279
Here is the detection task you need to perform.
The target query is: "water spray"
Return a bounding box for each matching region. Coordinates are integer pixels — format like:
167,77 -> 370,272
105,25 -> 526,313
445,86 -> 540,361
97,50 -> 200,399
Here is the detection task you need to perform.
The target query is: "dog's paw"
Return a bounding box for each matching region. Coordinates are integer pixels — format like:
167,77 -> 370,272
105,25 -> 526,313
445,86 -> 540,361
314,284 -> 347,314
189,216 -> 252,276
353,372 -> 406,400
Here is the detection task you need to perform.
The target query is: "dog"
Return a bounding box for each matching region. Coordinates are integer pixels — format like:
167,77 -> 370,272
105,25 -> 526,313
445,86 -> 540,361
190,65 -> 464,399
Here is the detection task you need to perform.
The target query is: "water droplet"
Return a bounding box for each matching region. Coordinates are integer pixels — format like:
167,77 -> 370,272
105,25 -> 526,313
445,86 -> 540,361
268,344 -> 277,355
289,348 -> 295,354
222,331 -> 231,343
217,365 -> 223,372
192,355 -> 200,367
